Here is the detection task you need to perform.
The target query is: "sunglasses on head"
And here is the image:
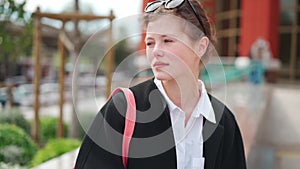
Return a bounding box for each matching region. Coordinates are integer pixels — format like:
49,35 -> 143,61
144,0 -> 207,35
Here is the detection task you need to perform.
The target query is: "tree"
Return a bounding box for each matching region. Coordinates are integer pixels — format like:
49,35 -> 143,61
0,0 -> 33,81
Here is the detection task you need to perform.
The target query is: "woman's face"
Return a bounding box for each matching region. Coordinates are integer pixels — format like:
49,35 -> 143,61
145,15 -> 202,81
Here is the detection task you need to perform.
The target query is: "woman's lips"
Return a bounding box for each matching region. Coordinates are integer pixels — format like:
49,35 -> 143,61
153,61 -> 169,68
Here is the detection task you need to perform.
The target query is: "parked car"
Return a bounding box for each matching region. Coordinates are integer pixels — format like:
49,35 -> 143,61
40,83 -> 60,106
5,76 -> 27,86
13,84 -> 34,106
12,83 -> 65,106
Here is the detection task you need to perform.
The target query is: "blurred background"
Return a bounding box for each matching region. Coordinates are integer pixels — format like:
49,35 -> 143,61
0,0 -> 299,169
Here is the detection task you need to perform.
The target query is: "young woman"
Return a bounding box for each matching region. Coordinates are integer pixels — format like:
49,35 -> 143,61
75,0 -> 247,169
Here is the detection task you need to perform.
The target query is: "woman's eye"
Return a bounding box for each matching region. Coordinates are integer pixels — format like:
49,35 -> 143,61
164,39 -> 173,43
146,42 -> 154,46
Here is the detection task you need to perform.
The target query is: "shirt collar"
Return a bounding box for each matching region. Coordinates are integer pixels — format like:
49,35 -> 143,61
154,78 -> 216,124
154,78 -> 178,112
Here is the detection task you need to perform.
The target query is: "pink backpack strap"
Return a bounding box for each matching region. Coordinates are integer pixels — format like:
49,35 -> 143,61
109,87 -> 136,169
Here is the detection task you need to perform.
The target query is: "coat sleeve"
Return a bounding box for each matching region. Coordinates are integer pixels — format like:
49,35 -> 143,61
74,92 -> 127,169
222,111 -> 247,169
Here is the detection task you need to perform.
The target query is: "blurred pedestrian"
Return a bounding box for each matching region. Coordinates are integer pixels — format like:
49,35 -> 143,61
248,38 -> 272,84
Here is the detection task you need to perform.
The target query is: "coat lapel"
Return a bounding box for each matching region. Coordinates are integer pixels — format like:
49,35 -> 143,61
203,94 -> 225,169
203,120 -> 224,169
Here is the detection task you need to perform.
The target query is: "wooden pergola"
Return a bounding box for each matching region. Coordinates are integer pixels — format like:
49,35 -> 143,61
32,7 -> 115,143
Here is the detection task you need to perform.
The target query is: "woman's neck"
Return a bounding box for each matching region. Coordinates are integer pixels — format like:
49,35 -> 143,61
161,76 -> 201,123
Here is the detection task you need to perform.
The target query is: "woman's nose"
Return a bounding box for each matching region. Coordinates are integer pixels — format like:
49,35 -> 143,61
153,44 -> 164,57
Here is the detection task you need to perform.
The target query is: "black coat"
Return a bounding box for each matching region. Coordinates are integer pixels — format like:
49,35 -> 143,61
75,79 -> 247,169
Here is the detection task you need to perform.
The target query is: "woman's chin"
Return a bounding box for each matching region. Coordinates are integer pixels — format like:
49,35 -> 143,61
154,73 -> 174,81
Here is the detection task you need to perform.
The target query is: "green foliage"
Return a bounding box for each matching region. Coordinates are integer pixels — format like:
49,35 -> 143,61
0,108 -> 31,135
0,0 -> 28,23
0,124 -> 37,165
0,162 -> 28,169
0,0 -> 33,79
39,117 -> 69,145
0,145 -> 24,165
0,20 -> 33,61
30,138 -> 80,167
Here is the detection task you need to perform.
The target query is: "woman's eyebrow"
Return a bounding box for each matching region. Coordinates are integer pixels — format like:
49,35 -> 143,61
145,36 -> 153,41
162,34 -> 178,38
145,33 -> 179,42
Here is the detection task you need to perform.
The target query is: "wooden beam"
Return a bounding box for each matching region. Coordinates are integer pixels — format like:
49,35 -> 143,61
33,12 -> 115,22
289,3 -> 298,81
216,28 -> 240,38
106,10 -> 115,98
33,7 -> 42,144
59,32 -> 75,51
30,5 -> 117,141
57,23 -> 66,138
215,10 -> 240,21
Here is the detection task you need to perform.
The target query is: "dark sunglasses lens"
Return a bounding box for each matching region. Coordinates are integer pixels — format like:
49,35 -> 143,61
165,0 -> 185,9
145,1 -> 164,12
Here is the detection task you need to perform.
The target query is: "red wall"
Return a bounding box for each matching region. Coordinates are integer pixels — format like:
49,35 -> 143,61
202,0 -> 216,24
139,0 -> 155,51
240,0 -> 279,58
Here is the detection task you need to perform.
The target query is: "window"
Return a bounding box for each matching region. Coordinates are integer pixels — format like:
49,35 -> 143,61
215,0 -> 240,57
280,11 -> 295,26
219,37 -> 229,56
279,33 -> 292,67
279,0 -> 300,80
298,11 -> 300,25
297,33 -> 300,69
221,19 -> 230,29
219,0 -> 231,12
280,0 -> 296,8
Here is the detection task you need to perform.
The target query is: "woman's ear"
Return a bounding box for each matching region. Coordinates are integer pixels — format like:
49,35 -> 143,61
197,36 -> 209,58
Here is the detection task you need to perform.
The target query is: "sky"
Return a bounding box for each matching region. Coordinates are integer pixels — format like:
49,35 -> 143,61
24,0 -> 143,19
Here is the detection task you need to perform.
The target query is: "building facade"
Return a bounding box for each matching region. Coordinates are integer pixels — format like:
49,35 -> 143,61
213,0 -> 299,81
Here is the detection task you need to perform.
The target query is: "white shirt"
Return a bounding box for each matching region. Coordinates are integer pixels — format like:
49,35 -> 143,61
154,78 -> 216,169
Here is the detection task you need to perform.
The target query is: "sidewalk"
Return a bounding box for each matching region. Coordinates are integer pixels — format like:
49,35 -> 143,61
31,149 -> 79,169
248,83 -> 300,169
216,82 -> 300,169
